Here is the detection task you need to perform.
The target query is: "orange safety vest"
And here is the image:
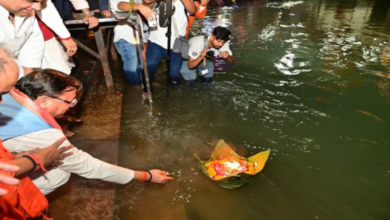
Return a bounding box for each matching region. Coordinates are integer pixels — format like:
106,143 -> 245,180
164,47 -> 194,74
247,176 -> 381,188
185,1 -> 207,37
0,139 -> 48,220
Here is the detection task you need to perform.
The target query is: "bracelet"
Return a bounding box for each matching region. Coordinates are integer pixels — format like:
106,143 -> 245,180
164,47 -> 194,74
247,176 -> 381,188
145,170 -> 152,182
22,155 -> 37,172
138,171 -> 147,182
24,154 -> 48,173
83,11 -> 95,16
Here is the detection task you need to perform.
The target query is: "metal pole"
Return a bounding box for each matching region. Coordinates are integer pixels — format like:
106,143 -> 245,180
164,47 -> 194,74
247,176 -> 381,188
137,24 -> 153,102
129,13 -> 153,102
127,12 -> 153,102
166,17 -> 172,94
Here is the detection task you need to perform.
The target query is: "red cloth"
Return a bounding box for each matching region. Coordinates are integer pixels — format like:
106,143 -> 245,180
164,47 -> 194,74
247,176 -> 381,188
0,139 -> 48,220
185,2 -> 207,37
36,15 -> 55,41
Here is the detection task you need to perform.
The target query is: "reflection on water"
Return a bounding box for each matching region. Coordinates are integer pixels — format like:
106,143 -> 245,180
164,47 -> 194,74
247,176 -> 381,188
115,0 -> 390,219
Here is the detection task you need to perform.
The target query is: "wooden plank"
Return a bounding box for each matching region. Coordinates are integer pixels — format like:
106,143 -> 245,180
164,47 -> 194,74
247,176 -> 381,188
94,28 -> 114,91
110,39 -> 118,61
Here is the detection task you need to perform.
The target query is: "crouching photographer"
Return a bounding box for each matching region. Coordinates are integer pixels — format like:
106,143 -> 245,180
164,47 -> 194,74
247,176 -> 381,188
180,26 -> 235,84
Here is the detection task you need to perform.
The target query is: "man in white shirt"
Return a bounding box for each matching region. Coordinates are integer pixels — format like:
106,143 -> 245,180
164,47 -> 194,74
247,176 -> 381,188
111,0 -> 157,84
38,0 -> 99,74
0,69 -> 174,195
0,0 -> 98,76
0,0 -> 45,76
143,0 -> 196,92
181,26 -> 234,83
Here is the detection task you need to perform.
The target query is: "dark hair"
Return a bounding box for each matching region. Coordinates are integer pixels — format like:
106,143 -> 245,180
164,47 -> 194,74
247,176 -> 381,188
16,69 -> 82,100
212,26 -> 231,42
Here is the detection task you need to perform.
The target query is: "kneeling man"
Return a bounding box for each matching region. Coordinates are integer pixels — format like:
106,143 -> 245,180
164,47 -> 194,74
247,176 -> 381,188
181,26 -> 235,83
0,69 -> 173,195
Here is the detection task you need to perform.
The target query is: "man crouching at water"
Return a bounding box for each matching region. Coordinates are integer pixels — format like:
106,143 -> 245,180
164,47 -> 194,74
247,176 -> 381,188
181,26 -> 235,84
0,69 -> 173,195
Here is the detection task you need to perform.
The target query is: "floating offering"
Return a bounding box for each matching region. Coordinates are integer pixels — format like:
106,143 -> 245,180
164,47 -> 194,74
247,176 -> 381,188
195,140 -> 271,189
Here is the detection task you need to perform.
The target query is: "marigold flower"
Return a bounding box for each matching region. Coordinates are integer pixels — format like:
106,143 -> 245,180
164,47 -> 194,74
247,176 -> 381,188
207,167 -> 217,177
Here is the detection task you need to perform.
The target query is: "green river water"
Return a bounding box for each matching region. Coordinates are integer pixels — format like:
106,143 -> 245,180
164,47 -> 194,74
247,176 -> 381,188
114,0 -> 390,219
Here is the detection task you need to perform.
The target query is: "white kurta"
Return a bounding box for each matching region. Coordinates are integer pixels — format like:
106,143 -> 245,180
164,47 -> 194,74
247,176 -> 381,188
41,38 -> 72,74
37,0 -> 74,74
3,128 -> 134,195
0,5 -> 44,76
37,0 -> 71,39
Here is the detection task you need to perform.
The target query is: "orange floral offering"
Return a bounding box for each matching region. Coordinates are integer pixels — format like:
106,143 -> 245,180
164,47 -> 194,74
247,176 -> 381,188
205,157 -> 256,180
195,140 -> 271,189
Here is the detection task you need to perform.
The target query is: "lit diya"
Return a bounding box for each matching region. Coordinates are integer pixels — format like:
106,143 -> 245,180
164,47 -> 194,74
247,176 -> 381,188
195,140 -> 271,189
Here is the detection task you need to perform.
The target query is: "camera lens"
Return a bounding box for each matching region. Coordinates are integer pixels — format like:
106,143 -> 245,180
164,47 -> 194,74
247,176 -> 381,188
205,50 -> 215,59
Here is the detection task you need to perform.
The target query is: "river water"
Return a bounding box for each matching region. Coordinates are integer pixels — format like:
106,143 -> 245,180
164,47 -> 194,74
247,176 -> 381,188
115,0 -> 390,219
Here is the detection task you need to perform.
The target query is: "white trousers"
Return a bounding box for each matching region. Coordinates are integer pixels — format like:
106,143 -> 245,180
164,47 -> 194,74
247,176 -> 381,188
28,168 -> 71,195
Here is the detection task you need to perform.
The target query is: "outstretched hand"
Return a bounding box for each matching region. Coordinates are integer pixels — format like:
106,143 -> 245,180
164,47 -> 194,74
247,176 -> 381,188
83,15 -> 99,29
61,38 -> 77,56
219,51 -> 229,59
34,137 -> 74,167
200,48 -> 207,59
138,5 -> 157,21
101,10 -> 112,17
149,169 -> 174,184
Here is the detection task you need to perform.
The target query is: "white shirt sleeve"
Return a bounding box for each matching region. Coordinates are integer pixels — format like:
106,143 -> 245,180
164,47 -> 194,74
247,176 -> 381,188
174,0 -> 187,37
69,0 -> 90,10
18,18 -> 44,68
3,128 -> 134,184
219,41 -> 233,55
37,0 -> 71,39
188,36 -> 204,59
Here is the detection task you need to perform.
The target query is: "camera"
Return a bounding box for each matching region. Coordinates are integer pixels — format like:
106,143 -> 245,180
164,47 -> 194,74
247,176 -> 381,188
205,50 -> 215,60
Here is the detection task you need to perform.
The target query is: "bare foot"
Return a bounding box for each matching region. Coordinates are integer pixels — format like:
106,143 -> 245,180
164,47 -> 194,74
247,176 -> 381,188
64,129 -> 75,137
58,115 -> 82,123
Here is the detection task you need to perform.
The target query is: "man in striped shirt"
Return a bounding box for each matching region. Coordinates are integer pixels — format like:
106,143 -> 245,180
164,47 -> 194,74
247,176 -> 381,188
181,26 -> 234,83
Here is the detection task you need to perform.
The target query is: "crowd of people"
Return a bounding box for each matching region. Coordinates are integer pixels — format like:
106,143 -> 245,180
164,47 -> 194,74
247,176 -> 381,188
110,0 -> 235,95
0,0 -> 234,218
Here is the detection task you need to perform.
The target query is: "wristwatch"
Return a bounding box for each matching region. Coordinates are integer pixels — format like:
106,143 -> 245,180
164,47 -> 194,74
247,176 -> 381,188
84,11 -> 95,16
